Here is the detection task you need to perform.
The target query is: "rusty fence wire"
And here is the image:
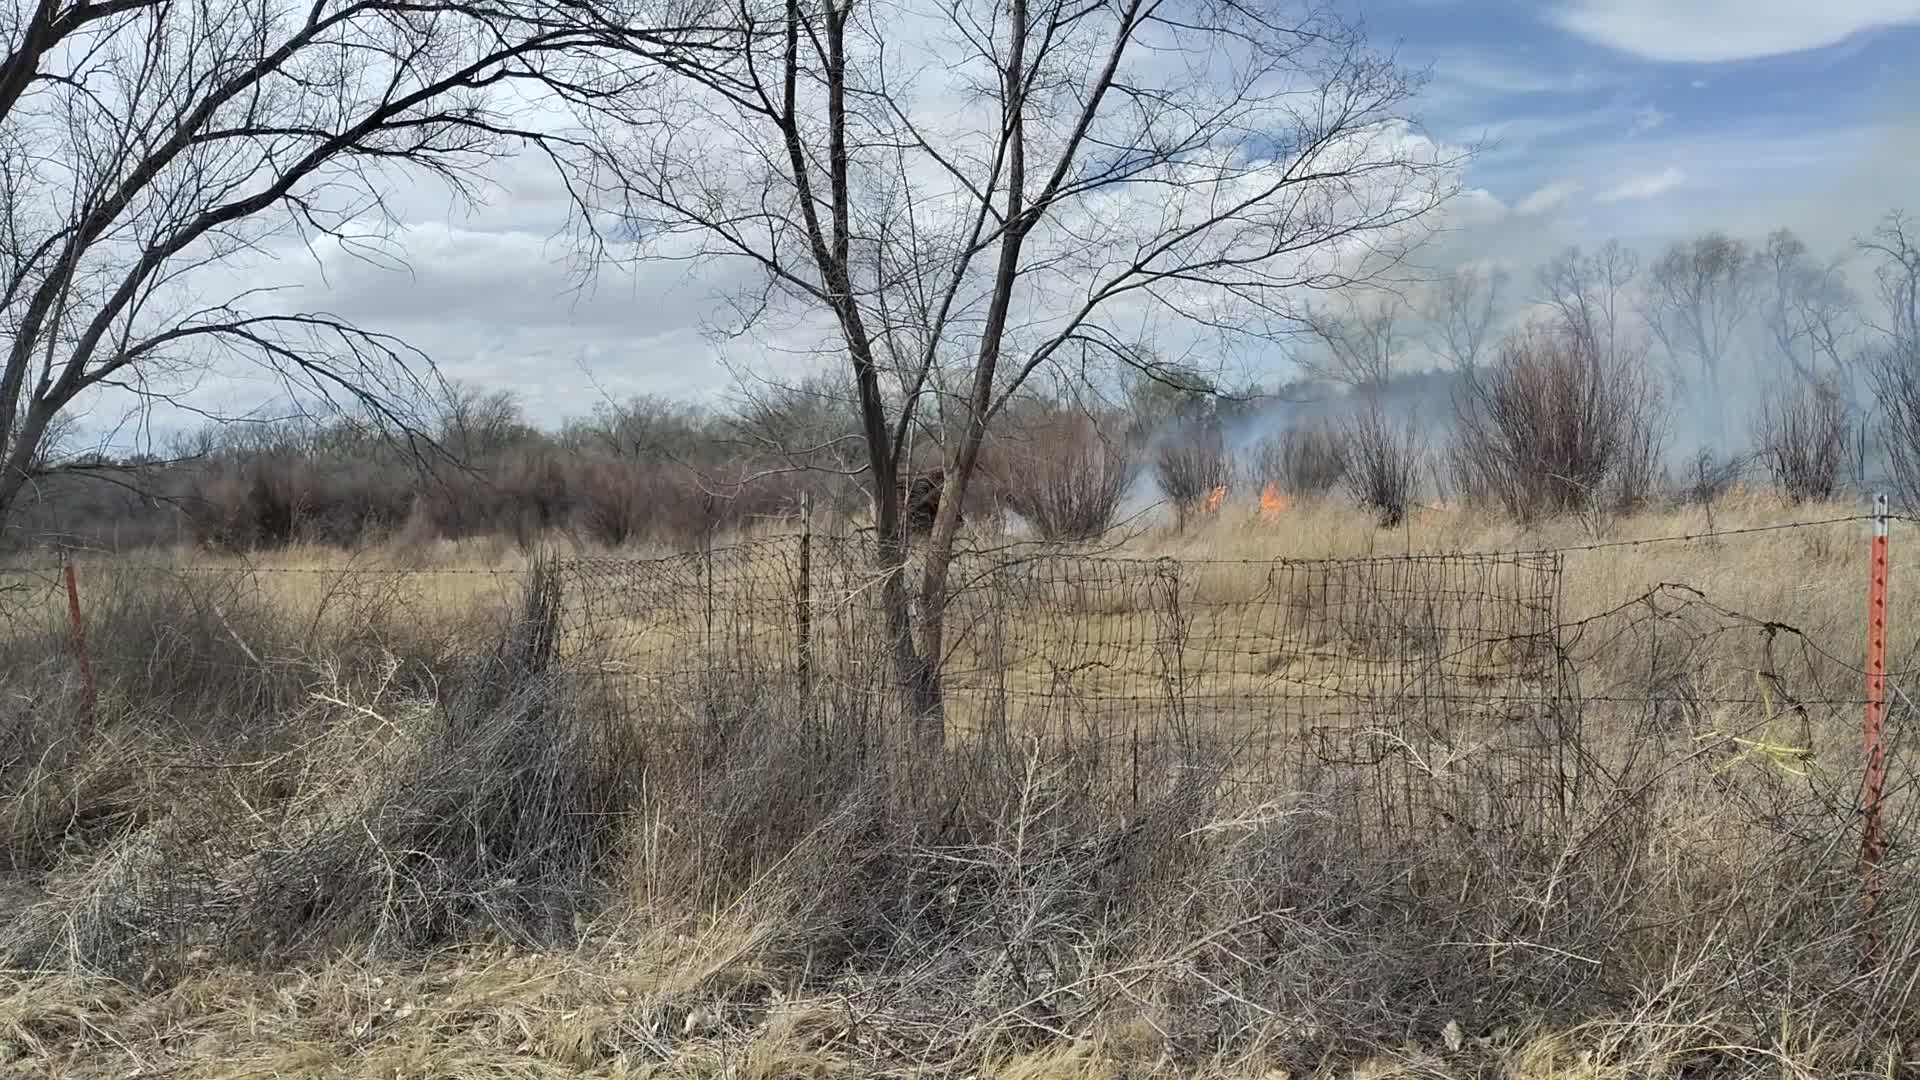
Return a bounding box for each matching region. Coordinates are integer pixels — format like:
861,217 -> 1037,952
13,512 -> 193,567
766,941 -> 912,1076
556,528 -> 1907,866
0,522 -> 1911,891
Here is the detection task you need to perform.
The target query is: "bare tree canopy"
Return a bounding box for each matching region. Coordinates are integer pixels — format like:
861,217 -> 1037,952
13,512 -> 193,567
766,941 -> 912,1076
1860,210 -> 1920,355
582,0 -> 1462,735
1304,291 -> 1410,391
1642,230 -> 1756,411
1537,240 -> 1638,367
1421,264 -> 1507,373
1760,228 -> 1855,386
0,0 -> 703,516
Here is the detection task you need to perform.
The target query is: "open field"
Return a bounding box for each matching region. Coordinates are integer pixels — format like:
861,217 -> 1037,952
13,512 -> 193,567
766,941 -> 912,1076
1,496 -> 1916,1078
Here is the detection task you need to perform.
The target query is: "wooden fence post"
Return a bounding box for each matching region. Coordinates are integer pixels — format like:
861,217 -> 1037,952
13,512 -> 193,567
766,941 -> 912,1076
64,562 -> 97,720
1863,493 -> 1890,963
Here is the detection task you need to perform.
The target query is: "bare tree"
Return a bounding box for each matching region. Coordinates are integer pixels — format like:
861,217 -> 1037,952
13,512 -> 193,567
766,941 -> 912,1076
435,381 -> 535,459
1421,264 -> 1508,372
1760,228 -> 1856,386
0,0 -> 699,522
1859,210 -> 1920,355
1855,212 -> 1920,501
1643,231 -> 1758,414
1538,240 -> 1639,365
568,393 -> 716,458
588,0 -> 1459,736
1304,292 -> 1410,391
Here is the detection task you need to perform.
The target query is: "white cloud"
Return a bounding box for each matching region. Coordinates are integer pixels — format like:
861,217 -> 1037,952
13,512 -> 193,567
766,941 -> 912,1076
1428,52 -> 1616,96
1465,103 -> 1673,148
1599,167 -> 1687,202
1552,1 -> 1920,62
1517,180 -> 1582,215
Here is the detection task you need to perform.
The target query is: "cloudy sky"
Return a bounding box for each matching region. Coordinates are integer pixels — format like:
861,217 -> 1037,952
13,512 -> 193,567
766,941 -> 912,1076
177,0 -> 1920,435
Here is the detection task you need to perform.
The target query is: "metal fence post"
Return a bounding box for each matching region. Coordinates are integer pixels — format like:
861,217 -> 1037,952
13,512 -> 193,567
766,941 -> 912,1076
797,493 -> 813,721
1863,492 -> 1890,963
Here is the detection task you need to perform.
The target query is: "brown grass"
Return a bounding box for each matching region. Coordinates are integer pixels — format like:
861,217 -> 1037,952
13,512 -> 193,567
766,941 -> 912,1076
0,494 -> 1915,1078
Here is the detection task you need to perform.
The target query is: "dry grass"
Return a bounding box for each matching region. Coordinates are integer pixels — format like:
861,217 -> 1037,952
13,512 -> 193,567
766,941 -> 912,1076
6,952 -> 1873,1079
1,494 -> 1916,1078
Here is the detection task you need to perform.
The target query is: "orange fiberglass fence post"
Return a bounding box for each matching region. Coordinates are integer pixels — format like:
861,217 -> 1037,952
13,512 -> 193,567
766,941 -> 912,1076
64,562 -> 97,721
1863,493 -> 1890,963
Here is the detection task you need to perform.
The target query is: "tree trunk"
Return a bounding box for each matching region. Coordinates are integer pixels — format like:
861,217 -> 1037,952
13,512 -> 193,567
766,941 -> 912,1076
0,399 -> 55,529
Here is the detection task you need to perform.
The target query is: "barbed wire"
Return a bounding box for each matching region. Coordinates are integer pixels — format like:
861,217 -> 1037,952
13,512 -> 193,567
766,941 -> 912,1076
0,508 -> 1883,580
0,561 -> 530,576
1,516 -> 1906,861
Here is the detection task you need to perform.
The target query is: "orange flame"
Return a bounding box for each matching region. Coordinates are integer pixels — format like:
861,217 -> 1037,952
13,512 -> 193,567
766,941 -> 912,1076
1259,484 -> 1291,519
1203,484 -> 1227,514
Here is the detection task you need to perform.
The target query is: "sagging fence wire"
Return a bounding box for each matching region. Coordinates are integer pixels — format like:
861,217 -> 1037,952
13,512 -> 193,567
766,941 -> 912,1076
0,509 -> 1915,1045
550,515 -> 1913,971
0,508 -> 1914,972
1,516 -> 1911,807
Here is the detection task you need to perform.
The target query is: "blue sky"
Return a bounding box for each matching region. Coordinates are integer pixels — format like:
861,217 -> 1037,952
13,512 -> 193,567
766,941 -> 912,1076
1376,0 -> 1919,249
131,0 -> 1920,439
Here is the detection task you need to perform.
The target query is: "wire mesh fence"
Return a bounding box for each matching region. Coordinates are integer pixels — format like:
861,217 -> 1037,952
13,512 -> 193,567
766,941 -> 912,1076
560,538 -> 1551,799
2,506 -> 1918,1073
0,514 -> 1914,984
0,518 -> 1907,840
554,523 -> 1917,871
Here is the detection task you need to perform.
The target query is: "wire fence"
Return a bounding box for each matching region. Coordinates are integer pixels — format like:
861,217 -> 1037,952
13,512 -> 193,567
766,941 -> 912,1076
2,514 -> 1913,866
551,518 -> 1913,870
2,508 -> 1917,1036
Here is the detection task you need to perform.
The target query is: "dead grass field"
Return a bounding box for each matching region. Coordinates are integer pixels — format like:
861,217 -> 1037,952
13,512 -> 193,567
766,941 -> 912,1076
1,495 -> 1915,1078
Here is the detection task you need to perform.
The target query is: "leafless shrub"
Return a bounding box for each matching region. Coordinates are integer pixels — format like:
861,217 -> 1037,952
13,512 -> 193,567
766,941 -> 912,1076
1,562 -> 635,974
1250,423 -> 1349,498
569,456 -> 758,550
1609,409 -> 1664,515
998,412 -> 1133,540
418,451 -> 784,552
186,455 -> 412,549
1154,424 -> 1233,527
1674,447 -> 1748,507
571,457 -> 651,547
1341,405 -> 1421,526
1869,341 -> 1920,510
1752,375 -> 1851,502
1449,324 -> 1665,519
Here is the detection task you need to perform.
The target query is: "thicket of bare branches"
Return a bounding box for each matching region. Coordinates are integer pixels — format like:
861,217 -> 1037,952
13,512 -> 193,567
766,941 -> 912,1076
1251,424 -> 1349,498
996,410 -> 1133,541
1674,448 -> 1749,507
1421,266 -> 1508,371
1865,214 -> 1920,509
1342,405 -> 1420,526
1871,344 -> 1920,510
1449,325 -> 1664,519
1154,424 -> 1233,528
1752,375 -> 1852,503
